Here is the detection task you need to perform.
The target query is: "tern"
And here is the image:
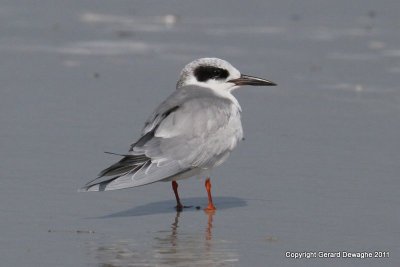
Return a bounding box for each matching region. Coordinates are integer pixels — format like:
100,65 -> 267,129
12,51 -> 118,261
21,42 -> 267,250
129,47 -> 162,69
80,58 -> 276,211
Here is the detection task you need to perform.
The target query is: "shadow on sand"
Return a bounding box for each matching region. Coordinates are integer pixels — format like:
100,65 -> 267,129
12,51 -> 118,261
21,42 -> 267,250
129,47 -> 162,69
98,196 -> 247,218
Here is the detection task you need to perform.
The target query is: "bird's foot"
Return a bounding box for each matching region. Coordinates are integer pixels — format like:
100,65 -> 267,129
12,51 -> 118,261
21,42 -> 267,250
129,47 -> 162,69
204,203 -> 216,213
175,204 -> 193,212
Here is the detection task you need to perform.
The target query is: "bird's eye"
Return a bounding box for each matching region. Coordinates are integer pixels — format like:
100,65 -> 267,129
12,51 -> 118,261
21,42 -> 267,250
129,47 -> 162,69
212,69 -> 221,76
194,66 -> 229,82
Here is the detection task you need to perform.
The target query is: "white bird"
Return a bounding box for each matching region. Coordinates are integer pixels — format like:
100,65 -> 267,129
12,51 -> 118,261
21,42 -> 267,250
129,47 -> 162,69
80,58 -> 276,211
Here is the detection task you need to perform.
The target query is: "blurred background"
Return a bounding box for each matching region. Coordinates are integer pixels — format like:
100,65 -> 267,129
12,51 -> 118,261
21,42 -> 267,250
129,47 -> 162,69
0,0 -> 399,266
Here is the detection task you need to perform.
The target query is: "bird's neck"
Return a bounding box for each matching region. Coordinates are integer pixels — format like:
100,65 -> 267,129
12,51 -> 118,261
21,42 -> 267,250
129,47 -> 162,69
213,88 -> 242,112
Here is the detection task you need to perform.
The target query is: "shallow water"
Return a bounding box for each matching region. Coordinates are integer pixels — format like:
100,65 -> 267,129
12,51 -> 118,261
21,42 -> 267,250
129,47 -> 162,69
1,0 -> 400,266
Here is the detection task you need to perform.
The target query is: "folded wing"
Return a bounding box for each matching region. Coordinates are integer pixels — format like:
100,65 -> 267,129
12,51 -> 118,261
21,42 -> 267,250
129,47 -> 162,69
80,86 -> 242,192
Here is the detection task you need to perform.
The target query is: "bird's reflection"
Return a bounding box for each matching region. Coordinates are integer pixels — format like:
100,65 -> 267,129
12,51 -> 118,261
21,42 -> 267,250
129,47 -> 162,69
92,211 -> 238,266
205,210 -> 214,241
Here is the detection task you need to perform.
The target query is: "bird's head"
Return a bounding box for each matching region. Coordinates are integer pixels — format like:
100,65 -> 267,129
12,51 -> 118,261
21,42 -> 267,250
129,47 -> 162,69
176,57 -> 276,91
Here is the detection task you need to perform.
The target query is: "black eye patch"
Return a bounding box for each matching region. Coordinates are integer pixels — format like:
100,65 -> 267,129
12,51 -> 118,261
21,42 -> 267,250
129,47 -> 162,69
194,66 -> 229,82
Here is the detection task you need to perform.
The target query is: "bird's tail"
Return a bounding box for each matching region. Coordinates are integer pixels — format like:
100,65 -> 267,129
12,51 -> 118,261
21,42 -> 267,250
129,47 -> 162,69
78,153 -> 150,192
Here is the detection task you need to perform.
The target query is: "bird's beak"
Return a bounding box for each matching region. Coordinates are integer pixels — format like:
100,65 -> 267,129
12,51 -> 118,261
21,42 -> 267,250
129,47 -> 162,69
228,74 -> 277,86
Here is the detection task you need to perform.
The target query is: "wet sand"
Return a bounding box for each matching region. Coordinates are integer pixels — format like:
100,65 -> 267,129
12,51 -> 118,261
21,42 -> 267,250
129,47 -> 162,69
1,0 -> 399,266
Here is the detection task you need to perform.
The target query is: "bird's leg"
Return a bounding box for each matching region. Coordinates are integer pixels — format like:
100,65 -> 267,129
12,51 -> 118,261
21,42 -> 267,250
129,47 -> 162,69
172,181 -> 192,211
172,181 -> 183,211
204,178 -> 216,211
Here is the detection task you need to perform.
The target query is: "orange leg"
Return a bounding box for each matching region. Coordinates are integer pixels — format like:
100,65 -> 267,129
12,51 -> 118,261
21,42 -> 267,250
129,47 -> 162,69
172,181 -> 191,211
172,181 -> 183,211
204,178 -> 216,211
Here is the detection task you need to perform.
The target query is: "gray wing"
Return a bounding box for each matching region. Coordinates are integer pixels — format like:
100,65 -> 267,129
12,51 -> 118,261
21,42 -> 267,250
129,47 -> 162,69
80,85 -> 242,192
